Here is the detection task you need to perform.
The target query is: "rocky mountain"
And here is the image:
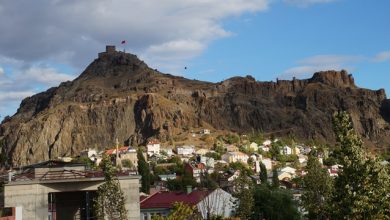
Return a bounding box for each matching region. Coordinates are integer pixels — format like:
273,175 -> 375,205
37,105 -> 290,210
1,46 -> 390,166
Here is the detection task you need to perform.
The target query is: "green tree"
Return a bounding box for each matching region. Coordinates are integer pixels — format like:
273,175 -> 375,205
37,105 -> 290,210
259,162 -> 268,185
330,111 -> 390,219
94,155 -> 127,220
232,172 -> 255,220
249,130 -> 264,144
272,168 -> 279,188
269,144 -> 281,159
205,152 -> 221,160
74,156 -> 95,169
152,202 -> 202,220
253,184 -> 300,220
302,154 -> 333,220
226,134 -> 240,144
166,166 -> 198,192
137,149 -> 151,194
121,159 -> 133,169
247,157 -> 255,167
229,162 -> 254,175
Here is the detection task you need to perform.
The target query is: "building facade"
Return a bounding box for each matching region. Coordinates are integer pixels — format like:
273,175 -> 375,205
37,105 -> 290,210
3,161 -> 140,220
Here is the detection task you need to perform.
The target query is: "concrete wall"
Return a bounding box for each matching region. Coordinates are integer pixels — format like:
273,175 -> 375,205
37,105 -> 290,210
4,177 -> 140,220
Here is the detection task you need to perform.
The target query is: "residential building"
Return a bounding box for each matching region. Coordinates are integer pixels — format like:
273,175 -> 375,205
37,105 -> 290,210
176,145 -> 195,156
278,171 -> 294,181
79,148 -> 98,160
161,148 -> 174,157
250,154 -> 262,162
293,146 -> 301,155
281,166 -> 297,174
195,148 -> 210,156
280,146 -> 292,155
140,188 -> 236,220
198,156 -> 215,168
278,166 -> 297,181
260,158 -> 273,170
263,140 -> 272,146
328,164 -> 340,177
254,161 -> 261,173
158,173 -> 177,181
227,170 -> 241,182
147,139 -> 161,157
201,129 -> 211,135
105,146 -> 138,168
3,160 -> 140,220
249,142 -> 258,151
185,163 -> 209,183
225,145 -> 239,152
221,152 -> 249,164
298,155 -> 308,165
259,145 -> 270,152
105,146 -> 131,155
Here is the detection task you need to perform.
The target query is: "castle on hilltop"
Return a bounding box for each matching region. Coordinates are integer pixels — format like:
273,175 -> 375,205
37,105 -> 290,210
98,45 -> 118,58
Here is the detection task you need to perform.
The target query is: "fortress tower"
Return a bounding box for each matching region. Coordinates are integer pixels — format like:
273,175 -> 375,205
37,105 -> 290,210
98,45 -> 117,58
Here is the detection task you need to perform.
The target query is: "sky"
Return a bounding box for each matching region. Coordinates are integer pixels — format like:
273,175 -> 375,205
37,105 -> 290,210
0,0 -> 390,121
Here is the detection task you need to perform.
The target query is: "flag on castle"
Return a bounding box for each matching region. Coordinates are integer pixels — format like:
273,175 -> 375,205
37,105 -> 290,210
121,40 -> 126,44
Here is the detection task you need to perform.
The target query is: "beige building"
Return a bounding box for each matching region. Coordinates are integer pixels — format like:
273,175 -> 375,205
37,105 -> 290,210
221,152 -> 249,164
3,161 -> 140,220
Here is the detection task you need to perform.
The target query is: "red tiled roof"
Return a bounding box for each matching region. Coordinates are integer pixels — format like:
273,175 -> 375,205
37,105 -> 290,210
196,163 -> 206,169
140,190 -> 211,209
147,139 -> 160,145
105,146 -> 129,155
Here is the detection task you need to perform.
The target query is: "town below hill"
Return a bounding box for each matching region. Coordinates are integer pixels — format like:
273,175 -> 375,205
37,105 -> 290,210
2,121 -> 389,219
1,46 -> 390,168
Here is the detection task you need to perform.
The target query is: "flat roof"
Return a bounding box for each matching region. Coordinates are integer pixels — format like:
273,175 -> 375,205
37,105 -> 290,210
5,174 -> 140,186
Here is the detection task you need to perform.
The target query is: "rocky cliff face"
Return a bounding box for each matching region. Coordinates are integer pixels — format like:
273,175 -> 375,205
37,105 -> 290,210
1,47 -> 390,166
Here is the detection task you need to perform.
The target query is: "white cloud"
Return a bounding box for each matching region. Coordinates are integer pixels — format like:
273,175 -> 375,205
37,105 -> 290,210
145,40 -> 206,61
0,0 -> 269,119
0,0 -> 269,69
0,65 -> 75,119
281,54 -> 361,79
0,66 -> 3,75
284,0 -> 337,7
0,90 -> 35,119
19,66 -> 75,86
298,55 -> 363,66
0,91 -> 35,102
373,51 -> 390,62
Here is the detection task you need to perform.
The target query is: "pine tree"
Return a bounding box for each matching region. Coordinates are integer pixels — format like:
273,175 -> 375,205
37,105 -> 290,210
302,154 -> 333,219
259,162 -> 268,185
137,148 -> 151,194
233,172 -> 255,220
330,111 -> 390,219
272,168 -> 279,188
94,155 -> 128,220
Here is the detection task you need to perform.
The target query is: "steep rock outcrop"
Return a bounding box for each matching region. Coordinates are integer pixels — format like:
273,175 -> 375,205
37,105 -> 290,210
1,47 -> 390,166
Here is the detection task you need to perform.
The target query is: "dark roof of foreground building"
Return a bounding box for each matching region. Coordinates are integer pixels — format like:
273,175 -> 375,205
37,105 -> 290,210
7,160 -> 134,183
20,160 -> 86,169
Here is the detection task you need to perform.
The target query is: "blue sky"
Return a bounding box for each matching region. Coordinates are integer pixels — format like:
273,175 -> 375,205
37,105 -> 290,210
0,0 -> 390,121
187,0 -> 390,87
